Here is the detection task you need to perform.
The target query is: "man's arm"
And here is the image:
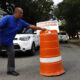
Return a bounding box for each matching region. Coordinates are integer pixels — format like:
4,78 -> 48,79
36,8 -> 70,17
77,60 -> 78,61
22,20 -> 48,31
28,25 -> 47,31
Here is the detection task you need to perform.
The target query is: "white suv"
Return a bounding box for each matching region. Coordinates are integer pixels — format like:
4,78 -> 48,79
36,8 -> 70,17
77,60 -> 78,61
58,31 -> 69,43
13,29 -> 40,55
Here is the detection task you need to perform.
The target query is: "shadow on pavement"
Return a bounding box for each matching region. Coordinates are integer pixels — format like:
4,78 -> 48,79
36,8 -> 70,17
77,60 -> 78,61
0,50 -> 40,58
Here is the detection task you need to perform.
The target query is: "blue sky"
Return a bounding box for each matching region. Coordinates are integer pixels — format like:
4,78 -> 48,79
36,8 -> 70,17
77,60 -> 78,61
53,0 -> 63,5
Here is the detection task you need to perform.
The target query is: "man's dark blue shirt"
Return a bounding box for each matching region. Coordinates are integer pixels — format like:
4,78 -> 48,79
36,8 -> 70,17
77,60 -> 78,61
0,15 -> 30,45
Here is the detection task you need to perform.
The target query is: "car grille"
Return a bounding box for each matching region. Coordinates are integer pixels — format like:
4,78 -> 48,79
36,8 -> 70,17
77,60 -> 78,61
14,44 -> 20,49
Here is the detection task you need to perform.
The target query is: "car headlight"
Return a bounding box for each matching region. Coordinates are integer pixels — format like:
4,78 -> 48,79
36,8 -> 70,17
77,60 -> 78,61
19,36 -> 30,41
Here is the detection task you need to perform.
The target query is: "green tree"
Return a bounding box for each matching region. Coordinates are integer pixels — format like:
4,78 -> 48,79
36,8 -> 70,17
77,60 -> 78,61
54,0 -> 80,38
0,0 -> 53,24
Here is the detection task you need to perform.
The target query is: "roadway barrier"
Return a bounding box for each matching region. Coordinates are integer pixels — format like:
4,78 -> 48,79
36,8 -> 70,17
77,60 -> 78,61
40,30 -> 65,76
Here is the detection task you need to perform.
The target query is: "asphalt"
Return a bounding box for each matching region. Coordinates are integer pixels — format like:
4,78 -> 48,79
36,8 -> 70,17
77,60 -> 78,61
0,43 -> 80,80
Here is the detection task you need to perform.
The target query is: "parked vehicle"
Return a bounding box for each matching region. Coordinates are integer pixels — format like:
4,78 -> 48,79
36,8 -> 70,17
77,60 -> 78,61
13,29 -> 39,55
58,31 -> 69,43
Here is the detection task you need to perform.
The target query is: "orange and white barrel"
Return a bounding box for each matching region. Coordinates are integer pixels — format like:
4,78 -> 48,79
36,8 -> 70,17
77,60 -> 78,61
40,30 -> 65,76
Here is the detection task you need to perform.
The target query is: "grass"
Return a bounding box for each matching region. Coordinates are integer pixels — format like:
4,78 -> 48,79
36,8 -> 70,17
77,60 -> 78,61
69,39 -> 80,42
68,39 -> 80,46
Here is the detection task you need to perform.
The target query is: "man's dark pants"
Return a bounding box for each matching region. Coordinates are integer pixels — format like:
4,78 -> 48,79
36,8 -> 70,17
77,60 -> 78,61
0,45 -> 15,72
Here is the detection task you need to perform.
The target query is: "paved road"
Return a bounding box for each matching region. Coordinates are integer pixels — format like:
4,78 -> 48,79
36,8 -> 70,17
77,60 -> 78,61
0,43 -> 80,80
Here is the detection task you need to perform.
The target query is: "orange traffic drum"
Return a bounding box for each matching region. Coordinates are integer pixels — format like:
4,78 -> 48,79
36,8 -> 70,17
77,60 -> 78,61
40,30 -> 65,76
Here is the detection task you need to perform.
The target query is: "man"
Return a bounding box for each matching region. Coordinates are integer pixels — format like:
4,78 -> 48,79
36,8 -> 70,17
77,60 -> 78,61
0,7 -> 47,76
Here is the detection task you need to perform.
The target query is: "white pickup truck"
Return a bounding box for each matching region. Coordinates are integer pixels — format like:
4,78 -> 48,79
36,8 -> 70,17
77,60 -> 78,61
13,29 -> 40,55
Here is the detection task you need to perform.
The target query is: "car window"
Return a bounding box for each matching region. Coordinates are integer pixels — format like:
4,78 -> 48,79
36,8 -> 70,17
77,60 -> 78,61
25,29 -> 33,34
58,32 -> 66,35
61,32 -> 66,35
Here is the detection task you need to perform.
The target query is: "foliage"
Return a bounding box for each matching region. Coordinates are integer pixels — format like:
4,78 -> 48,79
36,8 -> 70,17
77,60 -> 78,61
54,0 -> 80,38
0,0 -> 54,24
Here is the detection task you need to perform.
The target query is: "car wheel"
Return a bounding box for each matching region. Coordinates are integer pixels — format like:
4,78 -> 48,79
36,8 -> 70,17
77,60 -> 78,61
1,51 -> 7,57
31,43 -> 35,55
36,46 -> 40,50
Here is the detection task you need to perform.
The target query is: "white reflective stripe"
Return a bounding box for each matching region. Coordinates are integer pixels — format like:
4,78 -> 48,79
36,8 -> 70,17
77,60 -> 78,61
40,56 -> 62,63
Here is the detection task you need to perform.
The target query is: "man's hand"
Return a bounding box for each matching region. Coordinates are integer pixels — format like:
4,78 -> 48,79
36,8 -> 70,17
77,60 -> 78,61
29,25 -> 48,31
41,28 -> 48,31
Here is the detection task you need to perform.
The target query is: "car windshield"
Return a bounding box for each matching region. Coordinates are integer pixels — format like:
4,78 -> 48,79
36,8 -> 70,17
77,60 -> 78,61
58,32 -> 66,35
22,28 -> 33,34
